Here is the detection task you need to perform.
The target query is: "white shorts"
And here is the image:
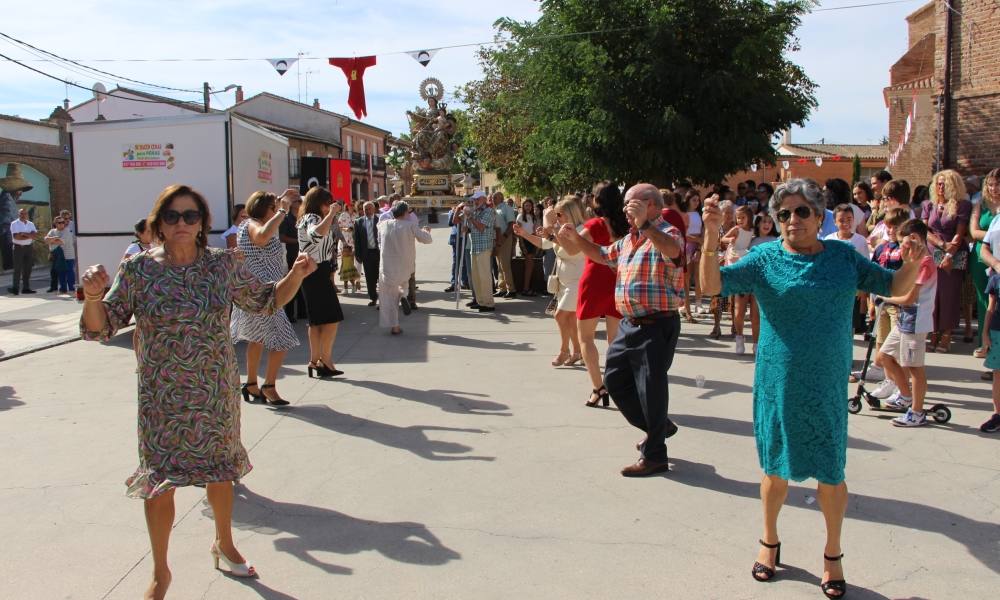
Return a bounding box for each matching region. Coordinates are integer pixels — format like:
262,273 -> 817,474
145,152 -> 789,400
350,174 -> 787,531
880,328 -> 926,368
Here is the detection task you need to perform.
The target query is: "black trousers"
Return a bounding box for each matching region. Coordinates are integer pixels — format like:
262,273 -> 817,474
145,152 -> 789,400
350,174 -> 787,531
361,252 -> 380,301
604,314 -> 680,462
11,244 -> 33,291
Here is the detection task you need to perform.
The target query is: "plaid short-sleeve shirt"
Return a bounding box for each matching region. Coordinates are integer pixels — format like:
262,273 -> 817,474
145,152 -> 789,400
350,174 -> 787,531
468,205 -> 496,254
599,217 -> 685,318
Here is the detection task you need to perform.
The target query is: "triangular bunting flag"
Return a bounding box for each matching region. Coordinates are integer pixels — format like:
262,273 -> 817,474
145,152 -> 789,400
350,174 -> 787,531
407,49 -> 440,67
267,58 -> 298,76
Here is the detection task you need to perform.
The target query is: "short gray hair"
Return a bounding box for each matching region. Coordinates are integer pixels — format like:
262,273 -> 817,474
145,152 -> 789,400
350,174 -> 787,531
391,200 -> 410,218
769,178 -> 825,218
626,183 -> 664,208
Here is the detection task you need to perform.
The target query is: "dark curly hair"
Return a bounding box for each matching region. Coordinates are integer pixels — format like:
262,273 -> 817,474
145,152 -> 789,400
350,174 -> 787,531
592,181 -> 629,238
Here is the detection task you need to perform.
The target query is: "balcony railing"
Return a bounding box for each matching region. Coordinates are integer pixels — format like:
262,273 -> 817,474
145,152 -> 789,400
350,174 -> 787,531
347,152 -> 386,171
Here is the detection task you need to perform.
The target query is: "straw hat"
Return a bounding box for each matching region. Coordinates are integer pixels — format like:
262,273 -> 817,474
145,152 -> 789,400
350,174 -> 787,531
0,163 -> 33,193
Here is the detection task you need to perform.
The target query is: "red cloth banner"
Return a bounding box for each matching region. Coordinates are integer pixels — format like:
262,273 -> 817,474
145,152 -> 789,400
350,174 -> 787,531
328,56 -> 376,119
329,158 -> 352,204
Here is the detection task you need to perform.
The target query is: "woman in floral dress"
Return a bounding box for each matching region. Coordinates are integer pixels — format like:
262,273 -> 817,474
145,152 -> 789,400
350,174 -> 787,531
80,184 -> 315,600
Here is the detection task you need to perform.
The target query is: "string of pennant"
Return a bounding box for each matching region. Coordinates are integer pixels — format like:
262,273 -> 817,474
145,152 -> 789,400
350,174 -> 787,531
887,91 -> 917,168
266,49 -> 441,119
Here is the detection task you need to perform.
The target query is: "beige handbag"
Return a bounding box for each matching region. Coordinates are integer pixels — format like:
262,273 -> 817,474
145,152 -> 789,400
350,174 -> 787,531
547,258 -> 560,294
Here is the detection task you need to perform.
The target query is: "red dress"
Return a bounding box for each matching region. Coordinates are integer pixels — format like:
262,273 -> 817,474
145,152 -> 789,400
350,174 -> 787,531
577,218 -> 623,320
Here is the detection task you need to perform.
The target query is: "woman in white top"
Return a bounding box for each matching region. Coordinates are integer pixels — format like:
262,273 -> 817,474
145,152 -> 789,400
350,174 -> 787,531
515,195 -> 586,366
516,199 -> 538,295
721,205 -> 755,354
122,218 -> 153,263
683,190 -> 704,318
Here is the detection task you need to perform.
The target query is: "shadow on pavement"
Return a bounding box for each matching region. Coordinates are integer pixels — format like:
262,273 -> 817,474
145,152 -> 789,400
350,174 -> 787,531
209,486 -> 461,579
0,385 -> 24,410
670,413 -> 892,452
666,458 -> 1000,577
283,404 -> 495,461
672,374 -> 752,398
343,379 -> 511,416
430,334 -> 534,352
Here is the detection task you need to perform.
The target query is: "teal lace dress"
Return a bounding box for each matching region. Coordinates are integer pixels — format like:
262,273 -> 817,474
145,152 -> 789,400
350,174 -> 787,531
721,240 -> 894,484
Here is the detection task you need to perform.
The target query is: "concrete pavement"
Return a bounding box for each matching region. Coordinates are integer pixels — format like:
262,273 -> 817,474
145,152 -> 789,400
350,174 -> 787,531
1,226 -> 998,599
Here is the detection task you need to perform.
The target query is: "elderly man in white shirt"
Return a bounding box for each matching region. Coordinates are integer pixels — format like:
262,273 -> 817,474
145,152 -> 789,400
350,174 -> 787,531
9,208 -> 38,294
378,200 -> 433,334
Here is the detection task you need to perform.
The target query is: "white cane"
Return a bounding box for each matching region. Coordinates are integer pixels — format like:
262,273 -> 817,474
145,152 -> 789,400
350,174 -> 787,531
455,210 -> 469,308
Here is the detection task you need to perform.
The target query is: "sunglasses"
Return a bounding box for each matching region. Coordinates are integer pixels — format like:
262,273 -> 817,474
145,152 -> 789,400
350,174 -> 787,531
162,209 -> 202,225
775,206 -> 814,223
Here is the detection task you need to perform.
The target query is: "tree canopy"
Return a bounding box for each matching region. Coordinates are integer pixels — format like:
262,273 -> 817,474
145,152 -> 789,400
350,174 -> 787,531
459,0 -> 817,195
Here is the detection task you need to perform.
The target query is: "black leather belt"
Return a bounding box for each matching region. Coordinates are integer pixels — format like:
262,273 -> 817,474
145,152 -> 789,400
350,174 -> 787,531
628,311 -> 678,326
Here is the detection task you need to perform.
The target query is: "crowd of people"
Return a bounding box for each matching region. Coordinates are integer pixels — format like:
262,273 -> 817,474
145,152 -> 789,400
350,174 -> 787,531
67,165 -> 1000,599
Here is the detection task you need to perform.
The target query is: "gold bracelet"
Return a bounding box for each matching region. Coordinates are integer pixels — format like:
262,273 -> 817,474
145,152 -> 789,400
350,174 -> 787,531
84,293 -> 104,302
703,250 -> 717,256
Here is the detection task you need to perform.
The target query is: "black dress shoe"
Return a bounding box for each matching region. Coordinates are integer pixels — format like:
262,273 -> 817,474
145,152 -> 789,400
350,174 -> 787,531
466,301 -> 480,308
444,286 -> 456,293
621,458 -> 670,477
410,302 -> 418,311
8,287 -> 19,295
461,284 -> 471,290
21,288 -> 36,294
400,297 -> 412,315
368,300 -> 377,306
493,290 -> 506,297
478,306 -> 495,312
504,291 -> 517,299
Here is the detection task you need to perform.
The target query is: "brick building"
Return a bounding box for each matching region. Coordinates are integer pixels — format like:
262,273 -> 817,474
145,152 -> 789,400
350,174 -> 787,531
722,130 -> 888,191
888,1 -> 1000,182
232,92 -> 390,202
340,118 -> 389,202
0,109 -> 74,267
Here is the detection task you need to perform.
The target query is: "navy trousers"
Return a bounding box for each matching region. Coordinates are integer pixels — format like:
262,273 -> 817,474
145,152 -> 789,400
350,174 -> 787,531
603,314 -> 680,462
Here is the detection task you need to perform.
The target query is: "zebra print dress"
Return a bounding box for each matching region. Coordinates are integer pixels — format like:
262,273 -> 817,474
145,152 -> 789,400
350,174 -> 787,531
230,220 -> 299,351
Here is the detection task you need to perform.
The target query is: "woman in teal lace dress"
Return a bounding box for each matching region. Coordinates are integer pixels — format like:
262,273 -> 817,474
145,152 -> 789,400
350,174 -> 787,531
700,179 -> 925,599
80,185 -> 315,600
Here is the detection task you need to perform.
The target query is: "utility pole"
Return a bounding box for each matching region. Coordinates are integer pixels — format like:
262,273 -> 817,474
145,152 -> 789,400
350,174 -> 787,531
203,82 -> 210,113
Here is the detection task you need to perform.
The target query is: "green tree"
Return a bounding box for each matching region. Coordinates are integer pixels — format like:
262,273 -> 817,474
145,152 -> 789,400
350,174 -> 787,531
460,0 -> 817,192
851,154 -> 862,184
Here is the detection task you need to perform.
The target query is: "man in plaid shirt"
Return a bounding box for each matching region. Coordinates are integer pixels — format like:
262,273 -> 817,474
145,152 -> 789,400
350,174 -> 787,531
558,183 -> 684,476
464,190 -> 497,312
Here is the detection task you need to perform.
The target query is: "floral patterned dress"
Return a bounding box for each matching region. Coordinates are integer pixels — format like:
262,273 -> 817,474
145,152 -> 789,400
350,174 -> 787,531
81,248 -> 276,499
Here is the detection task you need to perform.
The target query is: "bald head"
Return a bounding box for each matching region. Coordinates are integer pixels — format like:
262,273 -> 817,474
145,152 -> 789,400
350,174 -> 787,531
624,183 -> 664,208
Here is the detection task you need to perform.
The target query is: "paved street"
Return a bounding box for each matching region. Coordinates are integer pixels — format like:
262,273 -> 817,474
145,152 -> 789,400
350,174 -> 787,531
1,228 -> 998,599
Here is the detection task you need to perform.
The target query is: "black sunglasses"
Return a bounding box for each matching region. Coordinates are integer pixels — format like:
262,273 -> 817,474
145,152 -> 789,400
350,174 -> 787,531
162,209 -> 202,225
775,206 -> 814,223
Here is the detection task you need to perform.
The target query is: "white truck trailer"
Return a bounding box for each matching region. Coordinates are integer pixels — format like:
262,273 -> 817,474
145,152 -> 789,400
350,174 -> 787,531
69,113 -> 288,272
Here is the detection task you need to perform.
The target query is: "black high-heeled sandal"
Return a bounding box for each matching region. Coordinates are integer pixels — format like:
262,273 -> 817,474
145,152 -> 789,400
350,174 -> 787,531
585,386 -> 610,408
260,384 -> 290,407
318,359 -> 344,377
241,382 -> 265,404
751,539 -> 781,582
821,553 -> 847,598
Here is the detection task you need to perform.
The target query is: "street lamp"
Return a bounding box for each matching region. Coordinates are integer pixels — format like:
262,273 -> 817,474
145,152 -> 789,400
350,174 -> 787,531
203,83 -> 240,112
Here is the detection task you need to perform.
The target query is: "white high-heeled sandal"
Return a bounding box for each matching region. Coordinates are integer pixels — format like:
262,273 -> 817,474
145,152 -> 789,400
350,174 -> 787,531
211,543 -> 257,577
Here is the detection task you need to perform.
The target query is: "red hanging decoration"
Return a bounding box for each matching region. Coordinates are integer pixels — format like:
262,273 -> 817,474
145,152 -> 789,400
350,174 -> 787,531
328,56 -> 377,119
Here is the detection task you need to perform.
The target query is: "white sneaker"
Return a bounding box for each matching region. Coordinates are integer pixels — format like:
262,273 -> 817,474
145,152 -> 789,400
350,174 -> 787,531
892,408 -> 927,427
734,335 -> 746,355
870,379 -> 898,399
866,365 -> 885,381
884,391 -> 912,410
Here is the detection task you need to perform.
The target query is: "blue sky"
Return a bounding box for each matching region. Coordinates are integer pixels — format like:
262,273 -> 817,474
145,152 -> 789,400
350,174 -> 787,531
0,0 -> 926,146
